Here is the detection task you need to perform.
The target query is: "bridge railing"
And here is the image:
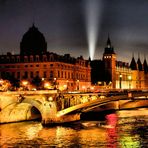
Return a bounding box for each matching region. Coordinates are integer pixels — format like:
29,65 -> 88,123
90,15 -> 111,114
55,93 -> 100,111
55,91 -> 148,111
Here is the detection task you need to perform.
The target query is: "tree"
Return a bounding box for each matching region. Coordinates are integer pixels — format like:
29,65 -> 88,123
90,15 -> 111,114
32,76 -> 42,89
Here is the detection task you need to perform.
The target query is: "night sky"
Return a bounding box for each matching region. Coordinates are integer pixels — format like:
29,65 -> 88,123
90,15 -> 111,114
0,0 -> 148,63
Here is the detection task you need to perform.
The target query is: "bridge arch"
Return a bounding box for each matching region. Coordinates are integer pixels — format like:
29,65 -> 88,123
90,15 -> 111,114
0,95 -> 46,123
0,101 -> 42,123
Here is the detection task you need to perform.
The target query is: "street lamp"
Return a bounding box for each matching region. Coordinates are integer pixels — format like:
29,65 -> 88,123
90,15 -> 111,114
76,80 -> 79,91
82,86 -> 86,92
22,80 -> 29,90
44,82 -> 50,89
119,74 -> 122,89
128,75 -> 132,89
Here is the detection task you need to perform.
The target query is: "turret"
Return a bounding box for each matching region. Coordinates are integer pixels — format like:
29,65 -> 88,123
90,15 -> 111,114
104,35 -> 115,54
143,58 -> 148,73
103,35 -> 116,88
137,54 -> 143,71
130,56 -> 137,70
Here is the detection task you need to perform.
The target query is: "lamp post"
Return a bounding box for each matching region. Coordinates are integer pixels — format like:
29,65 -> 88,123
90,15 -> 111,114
128,75 -> 132,89
53,78 -> 57,89
119,74 -> 122,89
66,80 -> 69,92
76,80 -> 79,91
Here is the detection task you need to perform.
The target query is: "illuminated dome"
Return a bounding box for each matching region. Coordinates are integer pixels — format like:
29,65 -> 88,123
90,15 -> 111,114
20,24 -> 47,55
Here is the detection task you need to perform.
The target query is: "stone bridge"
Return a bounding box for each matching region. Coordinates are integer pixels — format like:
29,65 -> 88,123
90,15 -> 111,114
0,90 -> 148,125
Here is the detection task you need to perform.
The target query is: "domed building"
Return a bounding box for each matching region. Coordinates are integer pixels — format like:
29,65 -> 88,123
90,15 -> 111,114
0,25 -> 91,91
0,24 -> 147,90
20,24 -> 47,55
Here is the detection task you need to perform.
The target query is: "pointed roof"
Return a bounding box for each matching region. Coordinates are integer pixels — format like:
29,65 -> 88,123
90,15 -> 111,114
143,58 -> 148,73
107,34 -> 111,48
88,56 -> 91,62
137,56 -> 143,71
130,56 -> 137,70
104,35 -> 115,54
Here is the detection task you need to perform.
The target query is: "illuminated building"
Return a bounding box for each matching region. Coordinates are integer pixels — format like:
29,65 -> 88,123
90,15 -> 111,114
91,36 -> 148,89
0,25 -> 147,90
0,24 -> 91,91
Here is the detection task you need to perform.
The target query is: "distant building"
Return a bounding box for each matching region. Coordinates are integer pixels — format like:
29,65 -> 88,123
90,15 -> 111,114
0,24 -> 147,90
91,36 -> 148,89
0,24 -> 91,91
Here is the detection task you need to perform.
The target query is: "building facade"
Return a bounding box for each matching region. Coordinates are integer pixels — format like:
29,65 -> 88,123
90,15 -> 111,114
91,36 -> 148,89
0,25 -> 91,91
0,25 -> 147,91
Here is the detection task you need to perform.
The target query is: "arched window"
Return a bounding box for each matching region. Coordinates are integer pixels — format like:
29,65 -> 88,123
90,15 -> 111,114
24,56 -> 28,62
11,56 -> 15,62
6,57 -> 10,62
50,71 -> 53,78
30,55 -> 33,62
36,55 -> 39,62
49,54 -> 54,61
43,55 -> 47,61
16,56 -> 20,62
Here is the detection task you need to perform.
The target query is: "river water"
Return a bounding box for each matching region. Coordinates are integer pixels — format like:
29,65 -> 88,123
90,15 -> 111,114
1,109 -> 148,148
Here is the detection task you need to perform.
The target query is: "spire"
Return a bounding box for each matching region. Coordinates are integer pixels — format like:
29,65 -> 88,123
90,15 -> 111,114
143,56 -> 148,73
31,22 -> 37,30
104,34 -> 115,54
130,56 -> 137,70
137,54 -> 143,71
88,56 -> 91,62
107,34 -> 111,48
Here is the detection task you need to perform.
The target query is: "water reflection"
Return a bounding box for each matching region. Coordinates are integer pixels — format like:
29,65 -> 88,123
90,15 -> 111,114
0,111 -> 147,147
119,115 -> 148,148
106,114 -> 118,148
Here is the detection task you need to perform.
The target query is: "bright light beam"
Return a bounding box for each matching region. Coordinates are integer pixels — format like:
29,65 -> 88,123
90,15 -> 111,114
84,0 -> 102,60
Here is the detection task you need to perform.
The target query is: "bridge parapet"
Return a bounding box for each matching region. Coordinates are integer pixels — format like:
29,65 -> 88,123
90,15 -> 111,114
55,93 -> 99,111
0,91 -> 148,125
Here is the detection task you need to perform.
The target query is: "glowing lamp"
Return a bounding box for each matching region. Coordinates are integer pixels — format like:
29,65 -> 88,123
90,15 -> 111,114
128,75 -> 132,80
44,82 -> 50,88
22,80 -> 28,86
0,79 -> 4,84
82,86 -> 85,89
119,74 -> 122,78
48,97 -> 53,101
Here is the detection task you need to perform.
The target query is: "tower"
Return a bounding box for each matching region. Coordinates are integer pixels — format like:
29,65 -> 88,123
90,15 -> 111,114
103,36 -> 116,88
143,57 -> 148,74
130,54 -> 137,70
